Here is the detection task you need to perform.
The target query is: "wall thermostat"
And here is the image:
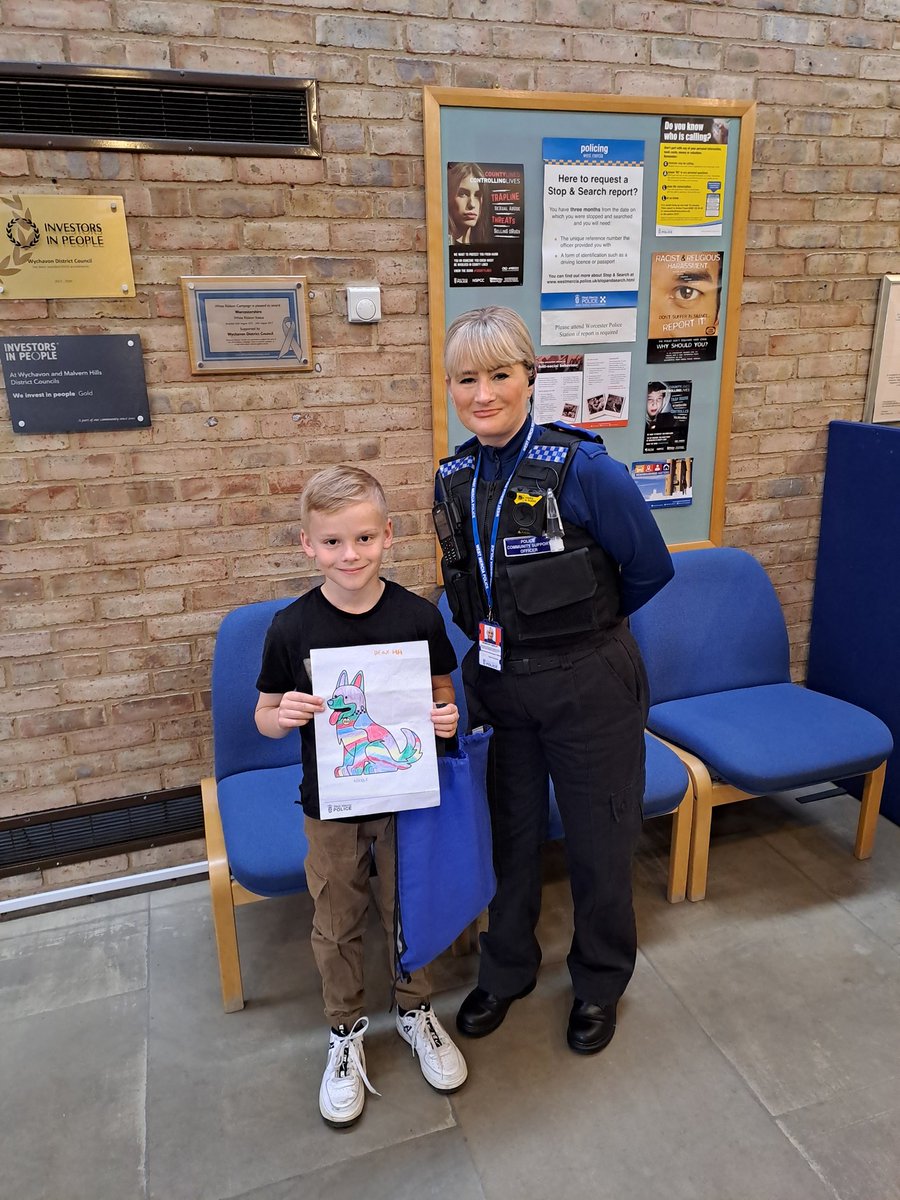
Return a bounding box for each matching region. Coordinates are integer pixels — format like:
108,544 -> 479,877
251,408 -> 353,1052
346,284 -> 381,323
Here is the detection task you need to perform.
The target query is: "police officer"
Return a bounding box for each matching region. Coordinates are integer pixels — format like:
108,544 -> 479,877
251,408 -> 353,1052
435,307 -> 673,1054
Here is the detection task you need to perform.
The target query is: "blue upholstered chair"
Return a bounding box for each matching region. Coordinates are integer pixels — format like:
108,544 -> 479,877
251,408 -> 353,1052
437,593 -> 693,903
201,599 -> 307,1013
629,547 -> 894,901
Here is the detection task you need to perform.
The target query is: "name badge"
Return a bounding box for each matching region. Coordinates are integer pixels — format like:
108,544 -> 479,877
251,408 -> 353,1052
478,621 -> 503,671
504,535 -> 552,557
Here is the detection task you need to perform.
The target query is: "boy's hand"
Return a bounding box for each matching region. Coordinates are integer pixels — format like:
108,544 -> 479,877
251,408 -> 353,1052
430,701 -> 459,739
278,691 -> 325,729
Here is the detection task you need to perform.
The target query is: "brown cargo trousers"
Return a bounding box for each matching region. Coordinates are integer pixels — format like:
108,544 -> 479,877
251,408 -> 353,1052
304,813 -> 431,1027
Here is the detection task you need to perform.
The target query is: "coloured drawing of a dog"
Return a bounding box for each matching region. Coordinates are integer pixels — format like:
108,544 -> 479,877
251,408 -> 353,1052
327,669 -> 423,777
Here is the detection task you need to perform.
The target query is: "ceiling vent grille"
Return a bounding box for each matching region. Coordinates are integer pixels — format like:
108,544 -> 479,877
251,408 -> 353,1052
0,63 -> 320,157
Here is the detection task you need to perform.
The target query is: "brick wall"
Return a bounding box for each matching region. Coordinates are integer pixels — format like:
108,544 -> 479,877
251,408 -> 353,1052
1,0 -> 898,895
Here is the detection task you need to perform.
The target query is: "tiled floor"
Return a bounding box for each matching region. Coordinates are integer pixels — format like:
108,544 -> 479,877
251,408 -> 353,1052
2,791 -> 900,1200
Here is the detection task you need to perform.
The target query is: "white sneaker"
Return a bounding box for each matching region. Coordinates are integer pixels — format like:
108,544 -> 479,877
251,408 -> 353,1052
397,1003 -> 468,1092
319,1016 -> 379,1127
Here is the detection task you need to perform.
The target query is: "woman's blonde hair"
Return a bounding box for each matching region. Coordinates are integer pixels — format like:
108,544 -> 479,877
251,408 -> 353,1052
444,306 -> 535,379
300,465 -> 388,528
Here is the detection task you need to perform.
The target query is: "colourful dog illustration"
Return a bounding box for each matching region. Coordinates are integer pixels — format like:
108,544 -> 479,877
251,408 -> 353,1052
327,669 -> 422,776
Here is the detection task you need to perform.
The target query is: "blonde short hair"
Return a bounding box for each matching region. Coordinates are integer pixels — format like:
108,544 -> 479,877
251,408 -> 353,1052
444,306 -> 535,379
300,465 -> 388,527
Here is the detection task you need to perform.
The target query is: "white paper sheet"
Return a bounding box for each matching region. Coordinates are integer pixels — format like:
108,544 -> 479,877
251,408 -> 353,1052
311,640 -> 440,820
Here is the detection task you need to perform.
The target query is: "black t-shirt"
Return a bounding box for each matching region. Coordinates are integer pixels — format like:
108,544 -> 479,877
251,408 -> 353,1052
255,581 -> 457,819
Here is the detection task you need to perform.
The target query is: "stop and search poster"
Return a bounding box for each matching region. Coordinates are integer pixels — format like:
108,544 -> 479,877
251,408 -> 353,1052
540,137 -> 643,345
447,161 -> 525,288
656,116 -> 728,237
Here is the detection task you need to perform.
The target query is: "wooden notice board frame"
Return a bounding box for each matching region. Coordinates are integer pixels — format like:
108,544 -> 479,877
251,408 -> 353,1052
424,87 -> 755,550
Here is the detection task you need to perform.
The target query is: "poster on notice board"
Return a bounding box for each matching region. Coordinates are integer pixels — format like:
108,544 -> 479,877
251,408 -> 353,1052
447,161 -> 525,288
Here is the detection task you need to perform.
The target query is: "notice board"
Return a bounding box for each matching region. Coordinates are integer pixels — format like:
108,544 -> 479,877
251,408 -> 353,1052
424,88 -> 755,548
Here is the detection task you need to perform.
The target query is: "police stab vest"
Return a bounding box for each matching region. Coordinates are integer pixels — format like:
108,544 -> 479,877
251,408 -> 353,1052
439,423 -> 623,648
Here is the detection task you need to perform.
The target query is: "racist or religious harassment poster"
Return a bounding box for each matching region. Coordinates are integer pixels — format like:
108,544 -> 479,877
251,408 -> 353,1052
0,194 -> 135,300
311,641 -> 441,820
540,137 -> 643,344
447,161 -> 525,288
631,458 -> 694,508
534,351 -> 631,428
643,378 -> 692,453
647,250 -> 724,364
1,334 -> 150,434
656,117 -> 728,237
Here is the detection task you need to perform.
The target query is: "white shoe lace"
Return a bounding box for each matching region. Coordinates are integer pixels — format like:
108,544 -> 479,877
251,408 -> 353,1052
328,1017 -> 379,1098
403,1006 -> 449,1063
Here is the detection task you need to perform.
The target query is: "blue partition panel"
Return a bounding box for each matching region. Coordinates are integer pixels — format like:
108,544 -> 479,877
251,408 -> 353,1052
807,421 -> 900,825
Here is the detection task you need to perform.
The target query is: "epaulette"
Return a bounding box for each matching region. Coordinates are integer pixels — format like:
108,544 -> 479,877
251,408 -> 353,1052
437,434 -> 479,478
437,453 -> 475,479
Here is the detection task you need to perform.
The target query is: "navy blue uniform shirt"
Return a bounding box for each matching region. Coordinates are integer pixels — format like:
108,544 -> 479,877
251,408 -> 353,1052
463,418 -> 673,617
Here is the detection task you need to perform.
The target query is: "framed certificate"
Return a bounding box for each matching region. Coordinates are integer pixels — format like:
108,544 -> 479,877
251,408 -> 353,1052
863,275 -> 900,426
180,275 -> 314,374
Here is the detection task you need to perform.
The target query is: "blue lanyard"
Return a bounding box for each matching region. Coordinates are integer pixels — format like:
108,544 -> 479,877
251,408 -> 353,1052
470,418 -> 537,617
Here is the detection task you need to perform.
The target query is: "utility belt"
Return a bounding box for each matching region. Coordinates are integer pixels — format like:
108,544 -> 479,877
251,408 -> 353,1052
501,625 -> 622,674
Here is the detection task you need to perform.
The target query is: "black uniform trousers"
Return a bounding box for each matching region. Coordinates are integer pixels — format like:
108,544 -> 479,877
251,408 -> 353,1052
462,624 -> 649,1005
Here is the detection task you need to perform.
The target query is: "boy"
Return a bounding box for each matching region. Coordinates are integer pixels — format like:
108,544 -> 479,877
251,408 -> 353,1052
254,465 -> 467,1128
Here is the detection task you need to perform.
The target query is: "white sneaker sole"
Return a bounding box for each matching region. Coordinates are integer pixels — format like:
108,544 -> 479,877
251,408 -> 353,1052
319,1094 -> 365,1128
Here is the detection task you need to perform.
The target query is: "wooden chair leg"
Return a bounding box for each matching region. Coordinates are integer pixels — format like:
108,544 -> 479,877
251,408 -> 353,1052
201,776 -> 245,1013
451,910 -> 488,956
666,784 -> 693,903
451,920 -> 478,956
683,759 -> 714,903
854,760 -> 886,860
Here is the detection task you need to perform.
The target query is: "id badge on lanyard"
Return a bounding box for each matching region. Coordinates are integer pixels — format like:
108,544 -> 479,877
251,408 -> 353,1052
478,620 -> 503,671
471,420 -> 537,674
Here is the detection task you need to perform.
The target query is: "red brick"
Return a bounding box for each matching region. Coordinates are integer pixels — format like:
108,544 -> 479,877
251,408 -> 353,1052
4,786 -> 79,818
53,621 -> 144,652
147,612 -> 227,639
97,591 -> 185,620
116,739 -> 198,773
17,707 -> 105,738
43,569 -> 141,599
171,44 -> 270,75
37,513 -> 132,542
109,694 -> 195,723
3,598 -> 95,631
0,518 -> 35,545
74,778 -> 160,805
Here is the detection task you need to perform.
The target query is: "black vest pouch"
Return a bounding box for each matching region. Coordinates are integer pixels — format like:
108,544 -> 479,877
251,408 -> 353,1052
506,545 -> 598,641
443,567 -> 482,642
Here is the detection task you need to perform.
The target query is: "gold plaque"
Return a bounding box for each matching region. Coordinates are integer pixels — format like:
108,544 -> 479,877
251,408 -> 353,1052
180,276 -> 314,375
0,194 -> 135,301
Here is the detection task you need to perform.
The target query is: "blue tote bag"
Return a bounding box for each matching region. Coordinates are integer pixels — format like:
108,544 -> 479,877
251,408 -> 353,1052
394,728 -> 495,976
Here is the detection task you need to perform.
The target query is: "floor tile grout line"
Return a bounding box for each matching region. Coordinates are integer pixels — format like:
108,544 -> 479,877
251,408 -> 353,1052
203,1120 -> 461,1200
775,1121 -> 844,1200
638,947 -> 850,1194
761,820 -> 900,957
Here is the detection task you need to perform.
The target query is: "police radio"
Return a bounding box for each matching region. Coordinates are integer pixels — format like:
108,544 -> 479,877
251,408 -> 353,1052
432,473 -> 466,565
